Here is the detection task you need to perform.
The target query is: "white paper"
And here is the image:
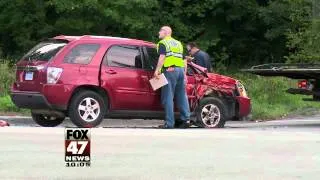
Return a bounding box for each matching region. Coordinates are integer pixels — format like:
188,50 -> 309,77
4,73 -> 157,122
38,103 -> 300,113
149,73 -> 168,91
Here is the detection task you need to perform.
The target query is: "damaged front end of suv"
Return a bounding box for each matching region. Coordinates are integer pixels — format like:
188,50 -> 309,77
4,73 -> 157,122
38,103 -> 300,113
186,62 -> 251,128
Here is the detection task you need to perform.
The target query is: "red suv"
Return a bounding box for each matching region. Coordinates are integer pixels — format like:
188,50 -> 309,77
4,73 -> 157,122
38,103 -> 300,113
11,35 -> 251,128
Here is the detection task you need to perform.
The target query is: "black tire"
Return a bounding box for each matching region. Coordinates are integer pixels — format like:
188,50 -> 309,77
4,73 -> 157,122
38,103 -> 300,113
196,97 -> 227,128
68,90 -> 106,128
31,113 -> 65,127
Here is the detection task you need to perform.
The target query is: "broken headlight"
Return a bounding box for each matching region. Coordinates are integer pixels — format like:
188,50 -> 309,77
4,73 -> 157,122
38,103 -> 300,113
236,81 -> 248,97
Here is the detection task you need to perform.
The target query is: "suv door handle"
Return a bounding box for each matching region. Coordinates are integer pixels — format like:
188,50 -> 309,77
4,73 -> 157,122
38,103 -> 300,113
105,69 -> 117,74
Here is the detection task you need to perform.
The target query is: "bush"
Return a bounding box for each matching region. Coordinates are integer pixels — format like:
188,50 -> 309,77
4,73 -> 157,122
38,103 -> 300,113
0,61 -> 15,96
0,61 -> 28,113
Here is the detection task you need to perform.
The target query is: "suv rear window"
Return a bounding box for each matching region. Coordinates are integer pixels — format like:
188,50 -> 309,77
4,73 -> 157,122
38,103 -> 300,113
63,44 -> 100,64
22,40 -> 67,62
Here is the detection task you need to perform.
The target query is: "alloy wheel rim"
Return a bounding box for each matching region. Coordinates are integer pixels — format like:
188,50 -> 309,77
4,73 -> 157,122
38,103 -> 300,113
201,104 -> 221,127
78,97 -> 100,122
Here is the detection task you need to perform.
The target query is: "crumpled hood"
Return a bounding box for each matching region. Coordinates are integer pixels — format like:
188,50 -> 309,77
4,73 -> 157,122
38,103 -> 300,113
188,62 -> 237,86
206,73 -> 237,85
201,73 -> 238,94
191,72 -> 237,99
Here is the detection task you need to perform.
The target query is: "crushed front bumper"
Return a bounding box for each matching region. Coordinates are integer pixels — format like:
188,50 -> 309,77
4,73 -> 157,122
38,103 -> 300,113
236,96 -> 251,117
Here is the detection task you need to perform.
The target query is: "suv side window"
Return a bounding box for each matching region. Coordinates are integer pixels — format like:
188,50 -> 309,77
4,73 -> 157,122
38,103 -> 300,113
144,47 -> 159,70
105,45 -> 142,68
64,44 -> 100,64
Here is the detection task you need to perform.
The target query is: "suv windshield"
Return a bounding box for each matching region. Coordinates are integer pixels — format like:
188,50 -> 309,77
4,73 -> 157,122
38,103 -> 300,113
22,40 -> 68,61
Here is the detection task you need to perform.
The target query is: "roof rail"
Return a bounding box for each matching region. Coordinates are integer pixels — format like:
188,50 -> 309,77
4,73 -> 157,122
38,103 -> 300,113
79,35 -> 131,40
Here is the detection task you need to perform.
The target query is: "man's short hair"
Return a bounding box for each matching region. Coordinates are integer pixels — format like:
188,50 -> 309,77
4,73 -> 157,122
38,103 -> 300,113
187,42 -> 198,49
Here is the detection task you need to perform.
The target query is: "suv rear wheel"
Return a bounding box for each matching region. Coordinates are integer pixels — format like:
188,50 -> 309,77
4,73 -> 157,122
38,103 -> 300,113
31,113 -> 65,127
69,90 -> 106,127
196,97 -> 227,128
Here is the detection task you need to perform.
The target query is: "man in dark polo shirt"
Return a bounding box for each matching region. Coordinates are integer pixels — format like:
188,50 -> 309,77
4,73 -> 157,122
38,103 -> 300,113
186,42 -> 213,72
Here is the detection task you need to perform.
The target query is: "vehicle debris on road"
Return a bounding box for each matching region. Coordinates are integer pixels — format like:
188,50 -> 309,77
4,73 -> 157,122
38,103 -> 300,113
0,120 -> 10,127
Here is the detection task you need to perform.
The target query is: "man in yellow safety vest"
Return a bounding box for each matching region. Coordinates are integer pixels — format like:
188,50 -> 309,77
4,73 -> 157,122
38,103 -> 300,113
154,26 -> 190,129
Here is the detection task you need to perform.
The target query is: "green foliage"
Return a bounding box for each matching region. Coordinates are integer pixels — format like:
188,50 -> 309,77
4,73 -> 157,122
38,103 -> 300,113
0,94 -> 29,114
0,0 -> 315,67
286,19 -> 320,63
284,0 -> 320,63
0,95 -> 20,112
0,61 -> 28,113
0,61 -> 15,96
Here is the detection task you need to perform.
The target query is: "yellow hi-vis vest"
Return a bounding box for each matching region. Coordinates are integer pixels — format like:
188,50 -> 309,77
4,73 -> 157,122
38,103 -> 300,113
157,36 -> 184,67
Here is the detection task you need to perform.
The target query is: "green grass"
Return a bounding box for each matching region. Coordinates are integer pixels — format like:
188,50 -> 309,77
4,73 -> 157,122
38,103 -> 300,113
0,95 -> 20,112
0,95 -> 29,115
0,60 -> 15,96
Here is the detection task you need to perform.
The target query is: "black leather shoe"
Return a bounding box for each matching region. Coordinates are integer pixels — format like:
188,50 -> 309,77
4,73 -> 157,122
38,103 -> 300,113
158,124 -> 174,129
174,120 -> 184,128
177,121 -> 190,129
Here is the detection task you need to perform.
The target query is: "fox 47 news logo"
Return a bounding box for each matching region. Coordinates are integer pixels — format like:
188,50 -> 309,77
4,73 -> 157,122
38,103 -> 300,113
65,128 -> 91,167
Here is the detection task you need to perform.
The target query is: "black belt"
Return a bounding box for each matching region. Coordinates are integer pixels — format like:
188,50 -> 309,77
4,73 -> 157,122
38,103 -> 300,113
161,66 -> 182,73
163,65 -> 181,69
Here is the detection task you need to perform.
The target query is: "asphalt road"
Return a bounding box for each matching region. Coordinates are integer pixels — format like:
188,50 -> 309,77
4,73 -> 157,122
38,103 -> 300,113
0,115 -> 319,180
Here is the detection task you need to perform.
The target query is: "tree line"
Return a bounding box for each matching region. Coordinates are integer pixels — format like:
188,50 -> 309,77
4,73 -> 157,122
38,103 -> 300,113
0,0 -> 319,68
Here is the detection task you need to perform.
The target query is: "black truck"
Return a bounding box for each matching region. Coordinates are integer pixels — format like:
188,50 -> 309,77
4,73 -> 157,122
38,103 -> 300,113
243,63 -> 320,101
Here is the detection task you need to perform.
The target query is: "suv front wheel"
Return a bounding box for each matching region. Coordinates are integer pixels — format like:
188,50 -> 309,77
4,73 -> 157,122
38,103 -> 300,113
69,90 -> 106,128
196,97 -> 227,128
